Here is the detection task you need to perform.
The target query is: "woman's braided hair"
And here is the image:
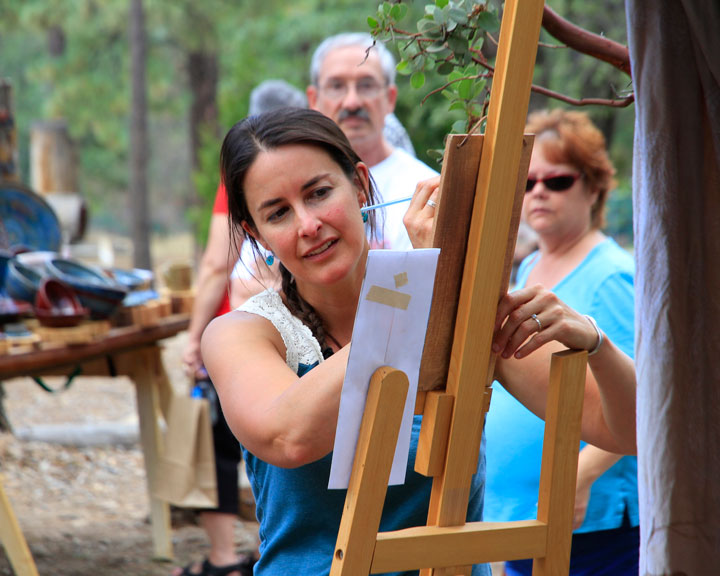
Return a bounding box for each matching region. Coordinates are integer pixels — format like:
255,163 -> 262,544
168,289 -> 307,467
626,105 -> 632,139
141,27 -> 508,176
220,107 -> 379,350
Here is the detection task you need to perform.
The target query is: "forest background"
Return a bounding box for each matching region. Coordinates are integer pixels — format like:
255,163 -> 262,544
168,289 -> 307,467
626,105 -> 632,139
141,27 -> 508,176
0,0 -> 635,269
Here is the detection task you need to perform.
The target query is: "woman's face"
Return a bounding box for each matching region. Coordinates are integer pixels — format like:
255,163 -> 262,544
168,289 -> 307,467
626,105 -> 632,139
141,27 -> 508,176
522,144 -> 598,240
242,144 -> 369,288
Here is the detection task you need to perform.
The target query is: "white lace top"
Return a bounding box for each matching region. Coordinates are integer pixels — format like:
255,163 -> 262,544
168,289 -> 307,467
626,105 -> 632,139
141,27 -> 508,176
237,289 -> 324,374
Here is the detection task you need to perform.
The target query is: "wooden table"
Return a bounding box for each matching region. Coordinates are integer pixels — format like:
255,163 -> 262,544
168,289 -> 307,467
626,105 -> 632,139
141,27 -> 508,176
0,314 -> 189,574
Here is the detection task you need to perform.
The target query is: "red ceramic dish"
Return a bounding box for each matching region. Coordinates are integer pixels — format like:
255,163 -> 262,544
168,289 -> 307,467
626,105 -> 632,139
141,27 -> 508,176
35,307 -> 88,328
35,278 -> 85,314
34,278 -> 89,326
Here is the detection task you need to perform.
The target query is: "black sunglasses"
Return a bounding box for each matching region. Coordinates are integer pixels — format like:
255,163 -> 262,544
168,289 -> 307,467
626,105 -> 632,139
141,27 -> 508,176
525,173 -> 581,193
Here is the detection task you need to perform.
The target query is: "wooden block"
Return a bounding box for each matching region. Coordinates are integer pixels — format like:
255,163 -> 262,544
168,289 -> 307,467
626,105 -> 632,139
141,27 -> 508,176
34,320 -> 110,346
415,392 -> 454,477
418,135 -> 484,392
168,290 -> 194,315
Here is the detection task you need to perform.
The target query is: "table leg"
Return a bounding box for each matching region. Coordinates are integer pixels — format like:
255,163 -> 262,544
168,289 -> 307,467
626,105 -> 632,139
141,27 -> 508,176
0,477 -> 40,576
119,346 -> 174,560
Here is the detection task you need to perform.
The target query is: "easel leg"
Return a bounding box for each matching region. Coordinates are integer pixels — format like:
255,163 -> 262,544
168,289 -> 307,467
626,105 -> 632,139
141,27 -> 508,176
532,350 -> 586,576
330,367 -> 409,576
119,346 -> 174,560
0,478 -> 39,576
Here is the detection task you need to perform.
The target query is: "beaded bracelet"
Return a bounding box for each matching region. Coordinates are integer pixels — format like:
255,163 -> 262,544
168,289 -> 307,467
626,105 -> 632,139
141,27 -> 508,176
584,315 -> 604,356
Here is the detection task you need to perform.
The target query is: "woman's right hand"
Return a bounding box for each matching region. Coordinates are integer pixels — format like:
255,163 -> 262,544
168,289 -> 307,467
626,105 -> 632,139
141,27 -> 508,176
492,284 -> 602,359
403,176 -> 441,249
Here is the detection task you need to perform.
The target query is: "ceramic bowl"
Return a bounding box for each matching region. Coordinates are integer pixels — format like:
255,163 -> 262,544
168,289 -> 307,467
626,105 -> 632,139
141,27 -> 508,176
109,267 -> 154,291
5,260 -> 43,303
0,249 -> 11,291
0,295 -> 32,324
15,251 -> 59,274
45,258 -> 128,319
35,277 -> 88,315
35,308 -> 89,328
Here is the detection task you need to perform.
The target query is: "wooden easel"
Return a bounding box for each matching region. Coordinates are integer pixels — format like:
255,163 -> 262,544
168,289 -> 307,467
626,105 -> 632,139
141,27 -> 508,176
0,479 -> 39,576
331,1 -> 588,574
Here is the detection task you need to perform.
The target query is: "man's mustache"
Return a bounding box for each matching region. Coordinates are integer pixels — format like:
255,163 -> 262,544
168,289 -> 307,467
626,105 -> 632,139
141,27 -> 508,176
338,108 -> 371,122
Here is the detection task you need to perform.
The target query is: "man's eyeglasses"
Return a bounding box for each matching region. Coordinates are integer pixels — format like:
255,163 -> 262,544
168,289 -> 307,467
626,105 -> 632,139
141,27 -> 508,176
525,173 -> 582,193
319,78 -> 386,100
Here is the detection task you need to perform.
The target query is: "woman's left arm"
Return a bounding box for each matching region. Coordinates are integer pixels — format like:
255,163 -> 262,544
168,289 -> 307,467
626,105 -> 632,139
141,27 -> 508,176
493,285 -> 637,454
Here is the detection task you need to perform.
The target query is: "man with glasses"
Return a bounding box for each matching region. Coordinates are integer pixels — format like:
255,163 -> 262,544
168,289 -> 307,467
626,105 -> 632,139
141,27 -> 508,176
306,32 -> 438,250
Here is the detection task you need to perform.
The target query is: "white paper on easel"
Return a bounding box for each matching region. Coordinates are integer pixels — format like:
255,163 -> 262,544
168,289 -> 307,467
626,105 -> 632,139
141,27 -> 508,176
328,248 -> 440,490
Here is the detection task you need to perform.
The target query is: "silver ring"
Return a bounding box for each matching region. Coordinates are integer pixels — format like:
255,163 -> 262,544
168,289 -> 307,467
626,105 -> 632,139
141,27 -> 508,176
426,199 -> 438,208
530,313 -> 542,332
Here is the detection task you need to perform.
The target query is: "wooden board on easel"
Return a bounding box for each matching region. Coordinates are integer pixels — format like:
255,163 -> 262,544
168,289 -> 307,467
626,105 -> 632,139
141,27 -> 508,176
330,1 -> 589,575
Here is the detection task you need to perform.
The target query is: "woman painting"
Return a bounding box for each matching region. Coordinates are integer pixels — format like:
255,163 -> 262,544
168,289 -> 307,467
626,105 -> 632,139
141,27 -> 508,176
202,108 -> 636,576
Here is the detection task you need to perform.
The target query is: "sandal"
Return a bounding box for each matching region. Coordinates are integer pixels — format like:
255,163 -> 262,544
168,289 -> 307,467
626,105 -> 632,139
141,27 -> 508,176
177,556 -> 255,576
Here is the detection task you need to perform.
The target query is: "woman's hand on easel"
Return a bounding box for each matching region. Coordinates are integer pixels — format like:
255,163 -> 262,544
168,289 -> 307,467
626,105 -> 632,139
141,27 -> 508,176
492,284 -> 601,359
404,176 -> 441,249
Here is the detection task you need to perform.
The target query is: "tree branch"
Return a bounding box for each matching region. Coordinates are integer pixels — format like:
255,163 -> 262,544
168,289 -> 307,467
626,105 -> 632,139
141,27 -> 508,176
541,5 -> 631,78
471,54 -> 634,108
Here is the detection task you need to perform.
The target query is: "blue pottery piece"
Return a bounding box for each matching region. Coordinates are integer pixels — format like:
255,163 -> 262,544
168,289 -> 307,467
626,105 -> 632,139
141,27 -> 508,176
110,267 -> 153,291
5,260 -> 44,303
45,257 -> 127,319
0,182 -> 62,251
0,249 -> 12,291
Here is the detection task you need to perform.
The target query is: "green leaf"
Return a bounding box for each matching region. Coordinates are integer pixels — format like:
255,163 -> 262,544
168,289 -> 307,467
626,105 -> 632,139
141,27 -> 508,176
426,41 -> 449,53
449,100 -> 467,112
418,18 -> 439,34
476,10 -> 500,33
435,0 -> 449,8
411,71 -> 426,89
427,148 -> 445,164
458,78 -> 473,99
451,119 -> 468,134
390,3 -> 408,21
437,61 -> 455,75
448,7 -> 468,25
383,2 -> 392,16
367,16 -> 379,29
396,60 -> 411,75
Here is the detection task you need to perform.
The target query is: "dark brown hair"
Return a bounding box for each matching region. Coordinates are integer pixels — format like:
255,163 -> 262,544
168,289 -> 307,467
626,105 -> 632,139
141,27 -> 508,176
220,107 -> 378,350
525,109 -> 617,229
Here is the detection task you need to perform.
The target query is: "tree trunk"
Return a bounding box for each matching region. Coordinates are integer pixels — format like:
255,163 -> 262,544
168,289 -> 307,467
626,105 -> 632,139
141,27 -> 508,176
128,0 -> 152,270
0,80 -> 19,182
187,50 -> 219,170
30,120 -> 79,194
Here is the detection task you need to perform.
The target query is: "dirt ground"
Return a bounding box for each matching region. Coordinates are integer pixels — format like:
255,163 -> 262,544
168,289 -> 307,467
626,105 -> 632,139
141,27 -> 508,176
0,331 -> 259,576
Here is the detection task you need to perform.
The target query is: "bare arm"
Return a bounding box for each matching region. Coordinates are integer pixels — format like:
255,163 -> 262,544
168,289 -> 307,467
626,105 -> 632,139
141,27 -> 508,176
202,311 -> 349,467
493,285 -> 637,454
573,446 -> 622,529
182,213 -> 235,377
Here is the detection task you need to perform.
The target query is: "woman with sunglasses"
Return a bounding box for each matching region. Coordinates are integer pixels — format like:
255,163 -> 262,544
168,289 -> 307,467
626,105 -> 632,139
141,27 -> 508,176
485,109 -> 639,576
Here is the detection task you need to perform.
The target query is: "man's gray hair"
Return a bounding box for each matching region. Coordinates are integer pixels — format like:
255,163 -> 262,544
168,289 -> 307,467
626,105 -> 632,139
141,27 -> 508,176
249,79 -> 308,116
310,32 -> 396,87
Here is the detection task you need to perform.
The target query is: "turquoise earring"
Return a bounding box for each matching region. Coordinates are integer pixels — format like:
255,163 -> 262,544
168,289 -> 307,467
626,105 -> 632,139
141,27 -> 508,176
265,252 -> 275,266
362,210 -> 368,223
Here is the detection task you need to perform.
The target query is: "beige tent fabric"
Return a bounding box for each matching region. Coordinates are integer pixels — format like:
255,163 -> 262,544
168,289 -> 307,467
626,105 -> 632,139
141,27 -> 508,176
626,1 -> 720,573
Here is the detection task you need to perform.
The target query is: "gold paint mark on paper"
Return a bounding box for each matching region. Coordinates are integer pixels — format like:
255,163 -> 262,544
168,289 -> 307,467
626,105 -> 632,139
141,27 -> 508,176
365,285 -> 411,310
394,271 -> 408,288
